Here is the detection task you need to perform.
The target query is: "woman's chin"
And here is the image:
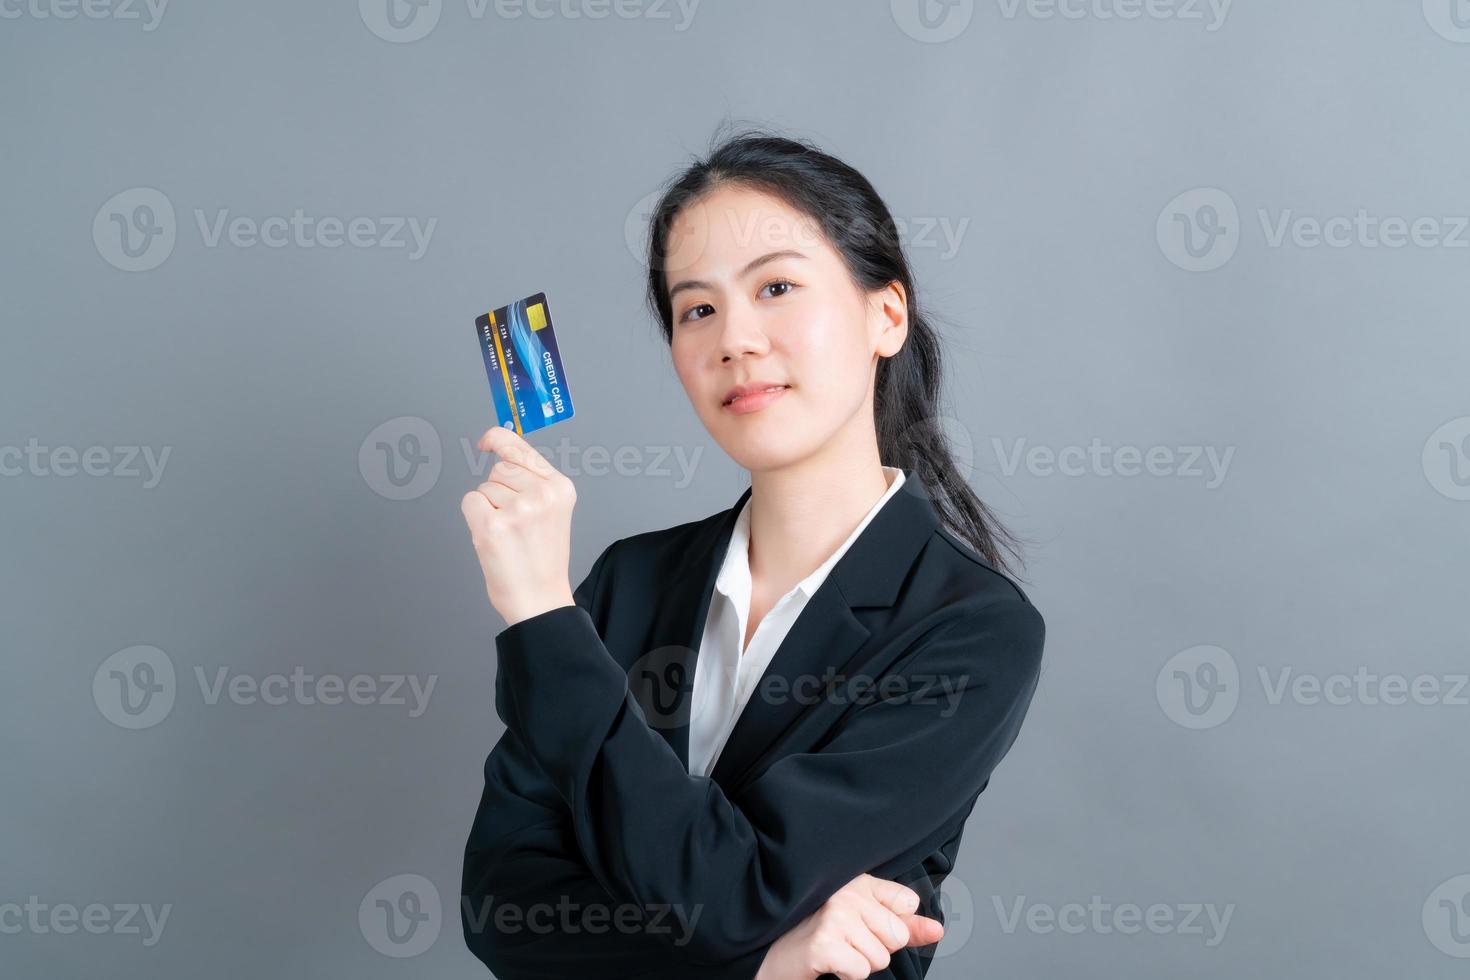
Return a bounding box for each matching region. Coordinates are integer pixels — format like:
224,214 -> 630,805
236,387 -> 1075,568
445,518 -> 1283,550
719,438 -> 816,475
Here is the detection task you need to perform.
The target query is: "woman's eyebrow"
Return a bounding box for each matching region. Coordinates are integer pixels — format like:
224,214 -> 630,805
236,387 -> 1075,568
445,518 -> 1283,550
668,250 -> 808,302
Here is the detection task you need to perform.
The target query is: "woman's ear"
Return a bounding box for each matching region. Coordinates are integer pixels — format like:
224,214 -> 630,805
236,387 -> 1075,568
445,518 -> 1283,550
870,280 -> 909,358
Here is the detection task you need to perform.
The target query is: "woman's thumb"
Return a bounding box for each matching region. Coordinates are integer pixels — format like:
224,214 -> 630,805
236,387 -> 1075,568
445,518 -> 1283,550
901,913 -> 945,948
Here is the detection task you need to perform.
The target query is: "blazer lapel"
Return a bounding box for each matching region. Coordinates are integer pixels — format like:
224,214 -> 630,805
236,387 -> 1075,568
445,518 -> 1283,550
707,469 -> 941,792
629,481 -> 753,769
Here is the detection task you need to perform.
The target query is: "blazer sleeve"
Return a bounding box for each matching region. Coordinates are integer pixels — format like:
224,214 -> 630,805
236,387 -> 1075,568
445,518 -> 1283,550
490,538 -> 1045,966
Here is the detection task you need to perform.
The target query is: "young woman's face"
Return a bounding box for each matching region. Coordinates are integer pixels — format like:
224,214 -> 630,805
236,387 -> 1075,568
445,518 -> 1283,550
664,185 -> 907,473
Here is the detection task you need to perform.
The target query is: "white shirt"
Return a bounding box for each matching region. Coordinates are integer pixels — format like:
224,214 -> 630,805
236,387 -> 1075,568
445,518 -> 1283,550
686,466 -> 908,778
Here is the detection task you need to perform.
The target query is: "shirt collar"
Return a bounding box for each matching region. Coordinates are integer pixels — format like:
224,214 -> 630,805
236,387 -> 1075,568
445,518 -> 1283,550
713,466 -> 907,601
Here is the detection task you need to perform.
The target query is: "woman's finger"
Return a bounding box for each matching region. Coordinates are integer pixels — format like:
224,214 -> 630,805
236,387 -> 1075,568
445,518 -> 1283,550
854,896 -> 910,952
839,908 -> 893,971
900,912 -> 945,947
475,480 -> 515,510
486,458 -> 537,493
862,876 -> 920,917
823,941 -> 876,980
460,489 -> 493,524
478,425 -> 552,476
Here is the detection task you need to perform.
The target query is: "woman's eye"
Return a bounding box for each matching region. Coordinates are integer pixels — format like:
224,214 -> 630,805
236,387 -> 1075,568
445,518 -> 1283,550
760,279 -> 796,299
677,281 -> 796,324
678,303 -> 714,324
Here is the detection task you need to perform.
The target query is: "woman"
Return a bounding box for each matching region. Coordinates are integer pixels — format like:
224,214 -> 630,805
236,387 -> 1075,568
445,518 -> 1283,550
459,129 -> 1046,979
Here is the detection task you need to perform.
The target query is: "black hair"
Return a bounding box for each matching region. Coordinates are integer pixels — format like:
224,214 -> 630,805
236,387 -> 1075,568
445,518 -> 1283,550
643,123 -> 1027,577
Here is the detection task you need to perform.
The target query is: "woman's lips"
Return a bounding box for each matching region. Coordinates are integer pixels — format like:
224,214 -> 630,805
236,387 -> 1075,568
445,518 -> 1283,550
723,384 -> 790,415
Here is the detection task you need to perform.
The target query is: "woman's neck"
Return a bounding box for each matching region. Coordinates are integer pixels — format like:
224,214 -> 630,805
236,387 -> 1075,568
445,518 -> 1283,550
745,446 -> 894,592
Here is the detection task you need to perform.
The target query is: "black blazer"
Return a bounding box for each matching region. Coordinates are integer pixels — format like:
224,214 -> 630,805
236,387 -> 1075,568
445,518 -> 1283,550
462,469 -> 1046,979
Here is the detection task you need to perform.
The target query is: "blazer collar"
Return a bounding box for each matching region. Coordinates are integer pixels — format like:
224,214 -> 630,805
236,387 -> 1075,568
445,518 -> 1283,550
653,467 -> 941,792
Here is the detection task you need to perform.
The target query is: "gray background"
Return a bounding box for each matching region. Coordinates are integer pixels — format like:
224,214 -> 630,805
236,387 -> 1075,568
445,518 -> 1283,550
4,0 -> 1470,976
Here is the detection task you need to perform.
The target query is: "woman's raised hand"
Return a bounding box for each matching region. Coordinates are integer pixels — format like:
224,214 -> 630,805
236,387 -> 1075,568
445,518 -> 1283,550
754,873 -> 944,980
459,425 -> 577,627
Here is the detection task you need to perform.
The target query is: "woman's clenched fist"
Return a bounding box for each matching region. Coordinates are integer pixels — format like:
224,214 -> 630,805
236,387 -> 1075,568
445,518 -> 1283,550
459,425 -> 577,628
755,873 -> 944,980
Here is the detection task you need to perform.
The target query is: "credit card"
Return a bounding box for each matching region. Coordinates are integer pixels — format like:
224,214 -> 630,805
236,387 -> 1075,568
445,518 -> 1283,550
474,292 -> 575,435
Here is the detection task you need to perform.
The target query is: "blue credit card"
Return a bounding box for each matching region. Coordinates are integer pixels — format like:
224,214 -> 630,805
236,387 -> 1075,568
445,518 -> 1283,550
475,292 -> 575,435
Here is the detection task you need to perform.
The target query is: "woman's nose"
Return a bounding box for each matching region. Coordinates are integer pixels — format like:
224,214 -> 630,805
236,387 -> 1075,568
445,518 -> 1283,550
716,301 -> 769,361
